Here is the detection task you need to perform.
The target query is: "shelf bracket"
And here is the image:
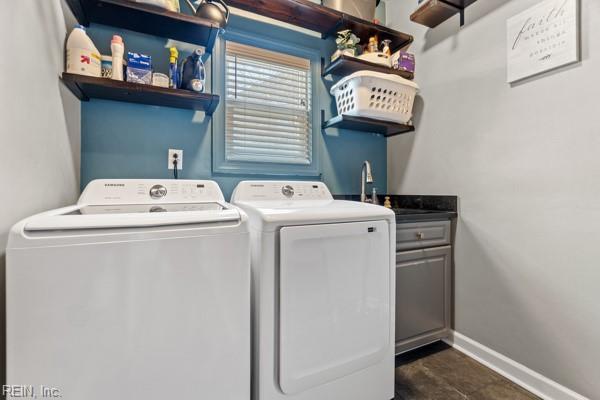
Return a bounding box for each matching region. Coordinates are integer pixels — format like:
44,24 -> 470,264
438,0 -> 465,28
61,77 -> 89,102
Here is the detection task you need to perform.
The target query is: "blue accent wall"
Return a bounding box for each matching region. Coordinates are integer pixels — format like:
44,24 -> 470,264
81,15 -> 387,199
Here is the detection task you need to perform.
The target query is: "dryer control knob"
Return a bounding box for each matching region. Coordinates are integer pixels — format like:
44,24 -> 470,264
149,184 -> 168,199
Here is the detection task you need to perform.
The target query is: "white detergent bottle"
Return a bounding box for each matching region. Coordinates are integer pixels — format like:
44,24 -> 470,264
66,25 -> 101,77
110,35 -> 124,81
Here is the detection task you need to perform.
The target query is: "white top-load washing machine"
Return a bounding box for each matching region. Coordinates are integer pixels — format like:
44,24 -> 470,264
7,179 -> 250,400
231,181 -> 396,400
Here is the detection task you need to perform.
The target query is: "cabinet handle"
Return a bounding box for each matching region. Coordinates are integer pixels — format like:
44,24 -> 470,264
416,232 -> 425,240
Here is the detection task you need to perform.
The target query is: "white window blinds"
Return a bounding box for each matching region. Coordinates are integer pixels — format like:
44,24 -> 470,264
225,42 -> 313,165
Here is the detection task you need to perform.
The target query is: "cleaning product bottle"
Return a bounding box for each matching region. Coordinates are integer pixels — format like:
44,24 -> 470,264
180,49 -> 205,92
383,196 -> 392,209
168,47 -> 179,89
110,35 -> 124,81
66,25 -> 101,77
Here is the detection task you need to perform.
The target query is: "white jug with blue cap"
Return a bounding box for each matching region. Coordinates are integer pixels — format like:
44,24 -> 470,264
66,25 -> 101,77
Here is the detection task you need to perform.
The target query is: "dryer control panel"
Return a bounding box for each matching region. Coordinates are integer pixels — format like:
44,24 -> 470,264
78,179 -> 225,205
231,181 -> 333,202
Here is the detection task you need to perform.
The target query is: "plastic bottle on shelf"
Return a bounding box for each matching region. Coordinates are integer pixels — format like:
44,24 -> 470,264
110,35 -> 125,81
66,25 -> 101,77
180,49 -> 205,92
169,47 -> 179,89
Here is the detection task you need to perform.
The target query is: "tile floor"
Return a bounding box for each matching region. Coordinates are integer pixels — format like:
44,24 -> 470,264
395,342 -> 540,400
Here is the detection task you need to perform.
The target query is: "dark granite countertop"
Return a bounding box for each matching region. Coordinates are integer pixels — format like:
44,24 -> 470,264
392,208 -> 457,223
333,194 -> 458,223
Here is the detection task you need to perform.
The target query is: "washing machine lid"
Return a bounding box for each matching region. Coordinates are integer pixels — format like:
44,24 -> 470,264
23,203 -> 241,231
23,179 -> 242,231
231,181 -> 394,231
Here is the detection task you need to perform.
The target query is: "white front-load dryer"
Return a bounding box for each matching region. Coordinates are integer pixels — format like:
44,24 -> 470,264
7,179 -> 250,400
231,181 -> 396,400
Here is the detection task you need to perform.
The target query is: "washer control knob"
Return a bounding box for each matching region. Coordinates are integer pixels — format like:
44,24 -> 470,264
149,184 -> 167,199
281,185 -> 294,198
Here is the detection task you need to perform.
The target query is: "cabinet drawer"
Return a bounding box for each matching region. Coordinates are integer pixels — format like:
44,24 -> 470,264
396,220 -> 451,251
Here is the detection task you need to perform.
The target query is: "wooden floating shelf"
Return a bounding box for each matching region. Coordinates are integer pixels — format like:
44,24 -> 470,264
328,14 -> 413,52
64,0 -> 221,51
227,0 -> 413,52
61,73 -> 220,114
410,0 -> 478,28
323,115 -> 415,137
228,0 -> 340,33
323,55 -> 414,80
411,0 -> 460,28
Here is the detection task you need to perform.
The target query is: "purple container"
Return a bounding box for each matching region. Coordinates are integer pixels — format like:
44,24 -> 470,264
392,51 -> 415,74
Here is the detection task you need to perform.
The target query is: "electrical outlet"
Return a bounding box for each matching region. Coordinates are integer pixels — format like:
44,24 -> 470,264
168,149 -> 183,170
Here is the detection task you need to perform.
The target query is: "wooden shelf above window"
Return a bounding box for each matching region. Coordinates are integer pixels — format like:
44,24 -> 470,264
323,115 -> 415,137
61,73 -> 220,114
226,0 -> 413,52
323,55 -> 414,80
64,0 -> 221,51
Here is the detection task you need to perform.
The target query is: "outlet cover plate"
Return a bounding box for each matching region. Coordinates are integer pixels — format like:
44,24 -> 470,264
168,149 -> 183,170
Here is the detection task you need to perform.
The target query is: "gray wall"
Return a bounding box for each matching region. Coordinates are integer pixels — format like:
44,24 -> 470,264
0,0 -> 80,386
386,0 -> 600,397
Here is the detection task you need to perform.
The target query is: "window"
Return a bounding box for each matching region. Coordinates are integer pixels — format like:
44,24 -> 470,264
225,42 -> 313,166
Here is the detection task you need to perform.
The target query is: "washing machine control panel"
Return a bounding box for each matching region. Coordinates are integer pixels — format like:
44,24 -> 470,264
78,179 -> 226,205
232,181 -> 333,201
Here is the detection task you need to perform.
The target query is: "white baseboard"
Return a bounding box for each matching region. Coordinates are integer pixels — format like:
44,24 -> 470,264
443,332 -> 589,400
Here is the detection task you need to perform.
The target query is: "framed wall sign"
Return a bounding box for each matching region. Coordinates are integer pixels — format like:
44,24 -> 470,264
506,0 -> 580,83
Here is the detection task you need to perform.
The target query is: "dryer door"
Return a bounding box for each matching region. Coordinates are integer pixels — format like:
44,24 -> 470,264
279,220 -> 391,395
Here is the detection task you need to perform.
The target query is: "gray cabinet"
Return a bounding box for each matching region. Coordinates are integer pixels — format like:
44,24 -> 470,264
395,221 -> 452,355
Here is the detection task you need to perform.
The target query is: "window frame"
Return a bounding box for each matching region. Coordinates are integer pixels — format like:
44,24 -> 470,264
212,28 -> 321,176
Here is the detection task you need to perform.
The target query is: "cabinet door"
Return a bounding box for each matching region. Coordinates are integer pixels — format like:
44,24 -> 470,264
395,246 -> 451,354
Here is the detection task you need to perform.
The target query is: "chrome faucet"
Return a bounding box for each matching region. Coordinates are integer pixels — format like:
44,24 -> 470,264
361,160 -> 373,203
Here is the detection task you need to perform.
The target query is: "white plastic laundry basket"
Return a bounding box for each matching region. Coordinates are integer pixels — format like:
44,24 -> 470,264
330,71 -> 419,124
